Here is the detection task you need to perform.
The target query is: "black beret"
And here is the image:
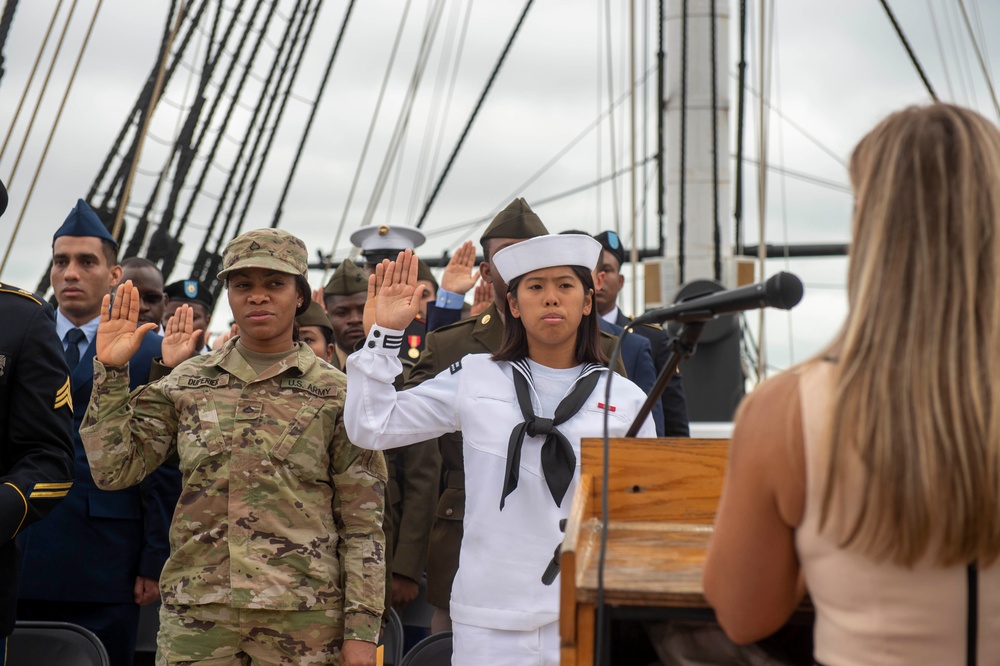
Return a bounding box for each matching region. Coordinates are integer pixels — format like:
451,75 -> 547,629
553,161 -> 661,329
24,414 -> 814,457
594,230 -> 626,268
164,280 -> 215,311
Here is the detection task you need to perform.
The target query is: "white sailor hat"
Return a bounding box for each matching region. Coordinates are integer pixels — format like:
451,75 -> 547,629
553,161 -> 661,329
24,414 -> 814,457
350,224 -> 426,264
492,234 -> 602,283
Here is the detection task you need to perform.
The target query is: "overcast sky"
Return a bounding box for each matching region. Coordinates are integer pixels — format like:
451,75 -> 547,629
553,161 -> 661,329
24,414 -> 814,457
0,0 -> 997,373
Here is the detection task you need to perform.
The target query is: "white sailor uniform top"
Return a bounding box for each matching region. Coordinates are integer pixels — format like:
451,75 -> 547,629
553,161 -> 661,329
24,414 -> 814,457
345,324 -> 656,631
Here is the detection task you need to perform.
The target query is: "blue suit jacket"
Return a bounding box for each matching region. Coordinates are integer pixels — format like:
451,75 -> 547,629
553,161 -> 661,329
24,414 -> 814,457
17,333 -> 181,603
598,318 -> 665,435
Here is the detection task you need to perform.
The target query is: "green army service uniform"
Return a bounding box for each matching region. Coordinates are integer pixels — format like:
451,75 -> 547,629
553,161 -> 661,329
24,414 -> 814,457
79,338 -> 387,663
405,304 -> 626,609
325,259 -> 439,612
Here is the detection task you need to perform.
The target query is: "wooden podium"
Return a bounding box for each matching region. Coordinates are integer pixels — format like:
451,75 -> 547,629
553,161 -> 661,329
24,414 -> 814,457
559,437 -> 729,666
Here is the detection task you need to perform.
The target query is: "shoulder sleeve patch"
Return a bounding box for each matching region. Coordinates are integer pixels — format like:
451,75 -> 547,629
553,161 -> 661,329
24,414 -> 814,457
449,360 -> 462,375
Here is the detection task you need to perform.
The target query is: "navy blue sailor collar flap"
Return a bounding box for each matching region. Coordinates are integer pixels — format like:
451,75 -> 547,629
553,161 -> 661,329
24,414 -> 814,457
500,360 -> 605,511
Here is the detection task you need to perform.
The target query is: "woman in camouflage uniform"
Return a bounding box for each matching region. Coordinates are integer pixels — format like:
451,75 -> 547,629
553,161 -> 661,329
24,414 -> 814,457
79,229 -> 387,666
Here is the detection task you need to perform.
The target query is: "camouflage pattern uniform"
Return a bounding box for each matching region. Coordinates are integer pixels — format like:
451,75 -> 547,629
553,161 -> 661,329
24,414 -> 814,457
80,227 -> 387,664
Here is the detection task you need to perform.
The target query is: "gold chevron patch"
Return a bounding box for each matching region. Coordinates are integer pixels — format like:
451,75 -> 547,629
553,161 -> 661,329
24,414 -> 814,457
30,489 -> 71,499
54,377 -> 73,411
33,482 -> 73,490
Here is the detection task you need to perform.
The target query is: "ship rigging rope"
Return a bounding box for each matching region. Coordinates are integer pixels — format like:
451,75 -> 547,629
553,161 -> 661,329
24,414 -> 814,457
677,0 -> 687,283
113,0 -> 186,239
414,0 -> 535,229
361,0 -> 447,229
877,0 -> 938,101
319,0 -> 414,275
925,0 -> 955,99
1,0 -> 102,278
710,0 -> 720,281
0,0 -> 64,163
406,0 -> 471,225
204,0 -> 311,256
955,0 -> 1000,119
602,0 -> 621,235
169,0 -> 278,244
3,0 -> 79,191
231,0 -> 324,239
271,0 -> 357,239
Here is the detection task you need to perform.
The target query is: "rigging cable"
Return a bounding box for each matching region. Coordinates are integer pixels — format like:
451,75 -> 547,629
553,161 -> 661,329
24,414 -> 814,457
232,0 -> 324,239
955,0 -> 1000,119
710,0 -> 720,281
925,0 -> 955,99
405,0 -> 462,224
317,0 -> 412,274
733,0 -> 746,254
361,0 -> 447,228
0,0 -> 21,86
602,0 -> 621,234
877,0 -> 938,101
414,0 -> 535,229
112,0 -> 187,240
424,0 -> 474,203
0,0 -> 64,163
656,0 -> 664,256
199,0 -> 307,271
1,0 -> 99,278
4,0 -> 79,191
156,0 -> 277,277
677,0 -> 687,283
266,0 -> 360,236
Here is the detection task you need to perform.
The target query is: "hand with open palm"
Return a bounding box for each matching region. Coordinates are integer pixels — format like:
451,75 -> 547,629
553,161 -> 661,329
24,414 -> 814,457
372,249 -> 427,331
441,240 -> 479,295
96,280 -> 158,367
161,304 -> 203,368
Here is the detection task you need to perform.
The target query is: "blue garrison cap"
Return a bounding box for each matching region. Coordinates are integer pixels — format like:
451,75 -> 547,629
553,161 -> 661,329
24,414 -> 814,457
52,199 -> 117,248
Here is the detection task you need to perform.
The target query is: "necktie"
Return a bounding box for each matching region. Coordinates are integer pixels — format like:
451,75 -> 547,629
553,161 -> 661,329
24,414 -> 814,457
500,365 -> 602,510
64,328 -> 86,372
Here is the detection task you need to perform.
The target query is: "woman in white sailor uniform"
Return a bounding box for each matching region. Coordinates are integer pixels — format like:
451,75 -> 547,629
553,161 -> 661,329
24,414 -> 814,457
345,234 -> 656,665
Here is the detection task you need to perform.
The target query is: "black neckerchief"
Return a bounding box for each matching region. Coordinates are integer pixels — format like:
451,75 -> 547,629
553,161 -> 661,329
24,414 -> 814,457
500,359 -> 604,510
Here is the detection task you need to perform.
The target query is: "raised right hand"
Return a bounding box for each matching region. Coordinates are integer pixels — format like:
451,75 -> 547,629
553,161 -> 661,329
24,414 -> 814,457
161,304 -> 203,368
441,240 -> 479,295
374,250 -> 426,331
470,279 -> 493,317
96,280 -> 158,367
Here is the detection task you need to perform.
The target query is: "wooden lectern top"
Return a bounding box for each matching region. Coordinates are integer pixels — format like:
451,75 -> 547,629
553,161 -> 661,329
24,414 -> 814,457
560,437 -> 730,666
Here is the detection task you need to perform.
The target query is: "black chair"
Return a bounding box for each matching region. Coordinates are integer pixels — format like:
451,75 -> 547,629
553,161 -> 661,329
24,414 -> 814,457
379,607 -> 405,666
7,620 -> 110,666
399,631 -> 452,666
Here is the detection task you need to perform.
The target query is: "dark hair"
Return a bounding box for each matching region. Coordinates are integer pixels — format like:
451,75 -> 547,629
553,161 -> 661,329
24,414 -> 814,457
493,265 -> 608,365
294,275 -> 311,316
101,239 -> 118,266
480,238 -> 494,262
120,256 -> 160,272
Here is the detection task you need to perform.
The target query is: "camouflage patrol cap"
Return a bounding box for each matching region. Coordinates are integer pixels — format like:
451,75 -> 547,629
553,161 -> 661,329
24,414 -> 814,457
217,228 -> 308,280
295,301 -> 333,334
324,258 -> 368,295
481,197 -> 548,241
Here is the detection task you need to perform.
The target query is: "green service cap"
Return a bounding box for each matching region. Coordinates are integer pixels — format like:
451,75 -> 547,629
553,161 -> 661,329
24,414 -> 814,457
416,258 -> 437,289
217,228 -> 308,280
295,301 -> 333,334
481,197 -> 548,241
324,258 -> 368,295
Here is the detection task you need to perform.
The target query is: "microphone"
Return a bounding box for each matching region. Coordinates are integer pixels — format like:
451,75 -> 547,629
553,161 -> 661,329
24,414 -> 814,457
631,271 -> 804,326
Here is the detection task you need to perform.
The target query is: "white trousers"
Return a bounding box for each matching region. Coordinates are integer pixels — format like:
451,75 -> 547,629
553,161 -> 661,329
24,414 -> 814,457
451,620 -> 560,666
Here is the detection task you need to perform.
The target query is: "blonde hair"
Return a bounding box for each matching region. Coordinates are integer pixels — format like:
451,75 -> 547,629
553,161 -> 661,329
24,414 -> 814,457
823,104 -> 1000,566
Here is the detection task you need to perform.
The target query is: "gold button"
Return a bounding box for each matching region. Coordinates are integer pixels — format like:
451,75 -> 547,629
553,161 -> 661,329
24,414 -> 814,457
481,314 -> 491,325
445,508 -> 454,516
